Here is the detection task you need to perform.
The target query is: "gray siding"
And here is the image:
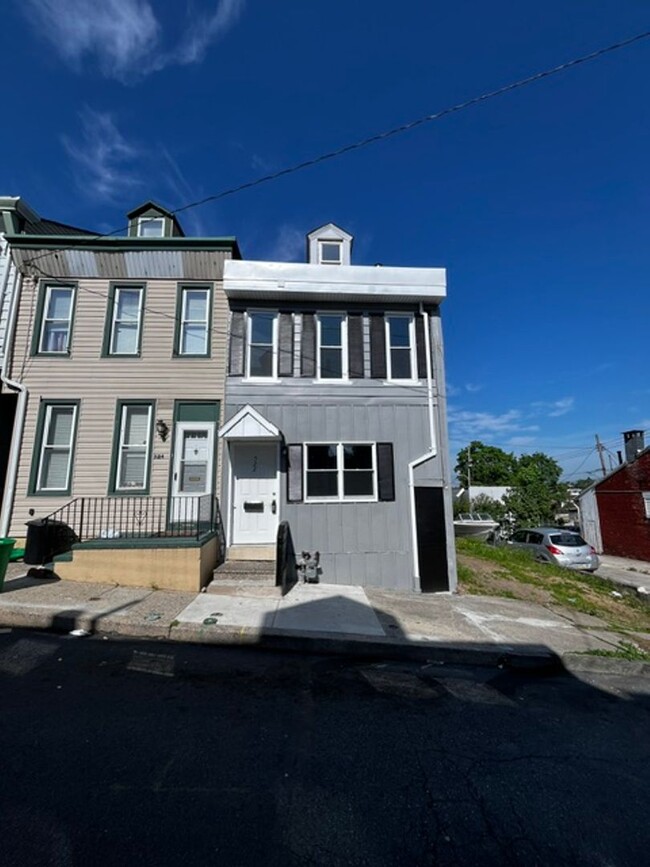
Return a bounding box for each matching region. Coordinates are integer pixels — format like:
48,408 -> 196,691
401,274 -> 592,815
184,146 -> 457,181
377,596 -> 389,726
223,377 -> 448,590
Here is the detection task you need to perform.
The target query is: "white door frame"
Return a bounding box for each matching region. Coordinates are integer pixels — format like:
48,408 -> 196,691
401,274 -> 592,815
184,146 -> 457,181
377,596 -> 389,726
227,440 -> 281,546
171,421 -> 216,522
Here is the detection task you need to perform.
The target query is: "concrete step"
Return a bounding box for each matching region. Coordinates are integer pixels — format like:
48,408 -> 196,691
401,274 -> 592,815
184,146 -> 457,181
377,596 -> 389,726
207,559 -> 278,595
227,545 -> 275,562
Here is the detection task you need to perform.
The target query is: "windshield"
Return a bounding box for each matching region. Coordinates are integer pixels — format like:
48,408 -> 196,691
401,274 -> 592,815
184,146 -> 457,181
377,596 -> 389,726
549,533 -> 587,547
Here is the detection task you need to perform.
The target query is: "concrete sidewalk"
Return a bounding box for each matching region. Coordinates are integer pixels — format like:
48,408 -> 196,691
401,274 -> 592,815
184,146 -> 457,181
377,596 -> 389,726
1,562 -> 644,673
597,554 -> 650,590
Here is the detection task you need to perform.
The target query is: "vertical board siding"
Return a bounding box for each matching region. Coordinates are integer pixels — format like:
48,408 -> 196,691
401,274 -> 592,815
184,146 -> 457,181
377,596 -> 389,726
223,385 -> 448,589
7,258 -> 230,538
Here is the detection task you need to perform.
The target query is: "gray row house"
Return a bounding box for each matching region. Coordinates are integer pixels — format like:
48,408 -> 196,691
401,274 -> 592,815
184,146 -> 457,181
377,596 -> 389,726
0,202 -> 455,593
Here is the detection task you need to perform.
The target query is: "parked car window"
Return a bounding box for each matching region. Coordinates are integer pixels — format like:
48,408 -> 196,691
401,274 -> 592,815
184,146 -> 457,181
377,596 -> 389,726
512,531 -> 527,543
549,533 -> 587,547
527,532 -> 544,544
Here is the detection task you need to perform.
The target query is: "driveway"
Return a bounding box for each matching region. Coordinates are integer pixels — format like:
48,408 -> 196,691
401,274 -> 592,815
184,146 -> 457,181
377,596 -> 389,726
596,554 -> 650,590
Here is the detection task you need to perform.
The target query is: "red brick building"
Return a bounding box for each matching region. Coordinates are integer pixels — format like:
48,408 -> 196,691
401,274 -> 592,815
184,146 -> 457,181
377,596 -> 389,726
579,431 -> 650,561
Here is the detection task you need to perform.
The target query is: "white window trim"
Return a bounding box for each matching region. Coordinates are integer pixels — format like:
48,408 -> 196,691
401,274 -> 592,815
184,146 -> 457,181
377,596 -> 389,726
38,285 -> 75,354
179,286 -> 210,356
303,442 -> 378,503
643,492 -> 650,519
36,404 -> 78,492
109,287 -> 144,356
316,313 -> 349,381
115,404 -> 153,492
318,240 -> 343,265
385,313 -> 417,382
137,216 -> 165,237
245,310 -> 278,380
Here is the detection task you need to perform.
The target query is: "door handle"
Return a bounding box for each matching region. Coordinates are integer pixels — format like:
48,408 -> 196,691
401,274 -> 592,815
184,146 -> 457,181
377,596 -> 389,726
271,499 -> 277,514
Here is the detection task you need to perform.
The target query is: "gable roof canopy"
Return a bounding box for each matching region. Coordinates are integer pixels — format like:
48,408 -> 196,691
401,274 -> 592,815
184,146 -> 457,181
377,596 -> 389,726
127,200 -> 185,237
219,405 -> 282,440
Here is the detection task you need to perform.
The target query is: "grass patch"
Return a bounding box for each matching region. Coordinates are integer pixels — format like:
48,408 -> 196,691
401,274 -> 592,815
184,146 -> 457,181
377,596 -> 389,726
456,537 -> 650,633
584,641 -> 650,662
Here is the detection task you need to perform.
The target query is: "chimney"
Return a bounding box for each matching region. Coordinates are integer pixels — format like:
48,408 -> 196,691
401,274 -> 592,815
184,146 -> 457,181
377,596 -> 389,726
623,430 -> 645,463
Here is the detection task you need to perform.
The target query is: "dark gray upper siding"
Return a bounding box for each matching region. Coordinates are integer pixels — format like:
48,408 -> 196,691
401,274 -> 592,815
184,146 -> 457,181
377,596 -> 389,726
223,381 -> 444,590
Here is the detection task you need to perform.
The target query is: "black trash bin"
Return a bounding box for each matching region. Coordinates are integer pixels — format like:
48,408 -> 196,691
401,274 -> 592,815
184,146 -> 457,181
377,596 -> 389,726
24,519 -> 79,566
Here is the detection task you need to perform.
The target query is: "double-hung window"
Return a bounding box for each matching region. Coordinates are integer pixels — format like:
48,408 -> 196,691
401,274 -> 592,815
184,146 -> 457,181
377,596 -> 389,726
386,314 -> 415,381
108,286 -> 144,355
113,403 -> 153,492
32,402 -> 78,493
178,286 -> 210,355
247,311 -> 277,378
305,443 -> 376,501
317,314 -> 347,379
38,285 -> 75,353
643,492 -> 650,519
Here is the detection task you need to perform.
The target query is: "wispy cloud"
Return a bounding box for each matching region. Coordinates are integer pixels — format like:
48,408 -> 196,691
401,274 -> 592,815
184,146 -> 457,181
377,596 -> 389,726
23,0 -> 245,82
448,408 -> 540,440
506,436 -> 537,447
264,226 -> 305,262
160,148 -> 206,235
464,383 -> 482,393
62,109 -> 142,201
532,397 -> 575,418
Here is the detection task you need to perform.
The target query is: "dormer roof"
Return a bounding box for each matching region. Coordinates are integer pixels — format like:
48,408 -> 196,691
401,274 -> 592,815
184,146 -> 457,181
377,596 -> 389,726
127,200 -> 185,237
307,222 -> 353,265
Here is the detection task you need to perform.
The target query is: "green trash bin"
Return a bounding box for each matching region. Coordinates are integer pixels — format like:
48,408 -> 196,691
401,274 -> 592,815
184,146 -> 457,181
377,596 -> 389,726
0,539 -> 16,592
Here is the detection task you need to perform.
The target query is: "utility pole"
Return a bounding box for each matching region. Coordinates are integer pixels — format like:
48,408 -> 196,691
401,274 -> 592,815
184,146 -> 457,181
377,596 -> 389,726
595,435 -> 607,477
466,443 -> 472,508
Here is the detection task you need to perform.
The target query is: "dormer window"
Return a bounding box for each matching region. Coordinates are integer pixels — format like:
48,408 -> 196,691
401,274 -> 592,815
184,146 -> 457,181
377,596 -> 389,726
137,217 -> 165,237
319,241 -> 342,265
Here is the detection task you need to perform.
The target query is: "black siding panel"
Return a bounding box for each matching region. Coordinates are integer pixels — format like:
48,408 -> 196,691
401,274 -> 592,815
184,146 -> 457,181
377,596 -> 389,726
229,311 -> 245,376
415,314 -> 427,380
415,487 -> 449,592
369,313 -> 386,379
287,444 -> 304,502
377,443 -> 395,501
348,314 -> 364,378
278,312 -> 294,377
301,313 -> 316,378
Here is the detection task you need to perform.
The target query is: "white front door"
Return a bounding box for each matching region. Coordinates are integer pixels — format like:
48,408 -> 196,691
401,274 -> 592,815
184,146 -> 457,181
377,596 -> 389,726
171,423 -> 215,523
231,442 -> 278,544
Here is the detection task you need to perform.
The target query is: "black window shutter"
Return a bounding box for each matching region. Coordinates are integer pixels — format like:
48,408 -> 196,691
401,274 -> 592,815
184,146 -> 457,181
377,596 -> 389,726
369,313 -> 387,379
415,314 -> 427,379
301,313 -> 316,378
278,312 -> 294,377
229,311 -> 245,376
347,314 -> 364,378
287,444 -> 304,502
377,443 -> 395,501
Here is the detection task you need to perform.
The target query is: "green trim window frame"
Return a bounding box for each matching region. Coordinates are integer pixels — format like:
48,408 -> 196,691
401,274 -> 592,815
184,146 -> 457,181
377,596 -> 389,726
32,283 -> 77,356
174,285 -> 212,357
109,401 -> 155,495
385,314 -> 416,381
29,400 -> 80,495
304,442 -> 377,502
104,284 -> 145,356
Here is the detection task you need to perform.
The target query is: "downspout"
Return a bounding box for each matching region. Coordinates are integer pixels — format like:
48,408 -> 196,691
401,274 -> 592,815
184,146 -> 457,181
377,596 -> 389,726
0,257 -> 27,539
408,303 -> 437,590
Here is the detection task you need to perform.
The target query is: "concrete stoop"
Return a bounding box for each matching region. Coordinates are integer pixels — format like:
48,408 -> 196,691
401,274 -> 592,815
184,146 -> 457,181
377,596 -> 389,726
207,558 -> 280,596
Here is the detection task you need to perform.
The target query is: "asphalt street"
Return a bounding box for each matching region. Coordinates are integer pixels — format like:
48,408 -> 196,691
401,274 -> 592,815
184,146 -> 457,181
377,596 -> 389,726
1,629 -> 649,866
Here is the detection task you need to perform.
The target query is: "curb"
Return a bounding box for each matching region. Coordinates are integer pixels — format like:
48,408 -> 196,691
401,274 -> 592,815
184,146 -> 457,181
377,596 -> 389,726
3,605 -> 649,676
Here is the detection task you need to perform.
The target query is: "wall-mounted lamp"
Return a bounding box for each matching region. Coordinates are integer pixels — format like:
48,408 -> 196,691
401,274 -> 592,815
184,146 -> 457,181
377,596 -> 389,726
156,419 -> 169,442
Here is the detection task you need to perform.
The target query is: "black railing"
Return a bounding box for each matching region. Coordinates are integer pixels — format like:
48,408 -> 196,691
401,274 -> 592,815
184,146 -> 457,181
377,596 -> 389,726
276,521 -> 297,595
43,495 -> 221,543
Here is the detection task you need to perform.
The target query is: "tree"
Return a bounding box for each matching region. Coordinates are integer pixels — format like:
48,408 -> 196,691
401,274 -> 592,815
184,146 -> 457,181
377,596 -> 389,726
455,441 -> 517,488
503,452 -> 563,528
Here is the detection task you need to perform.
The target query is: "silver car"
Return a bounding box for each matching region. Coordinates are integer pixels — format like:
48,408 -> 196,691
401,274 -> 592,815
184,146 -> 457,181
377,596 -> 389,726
508,527 -> 600,572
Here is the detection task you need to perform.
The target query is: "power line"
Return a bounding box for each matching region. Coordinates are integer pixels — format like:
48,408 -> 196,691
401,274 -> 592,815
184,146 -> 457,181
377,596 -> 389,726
20,27 -> 650,271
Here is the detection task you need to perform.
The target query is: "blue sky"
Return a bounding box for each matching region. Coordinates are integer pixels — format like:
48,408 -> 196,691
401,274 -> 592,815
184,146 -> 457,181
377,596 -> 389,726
3,1 -> 649,480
